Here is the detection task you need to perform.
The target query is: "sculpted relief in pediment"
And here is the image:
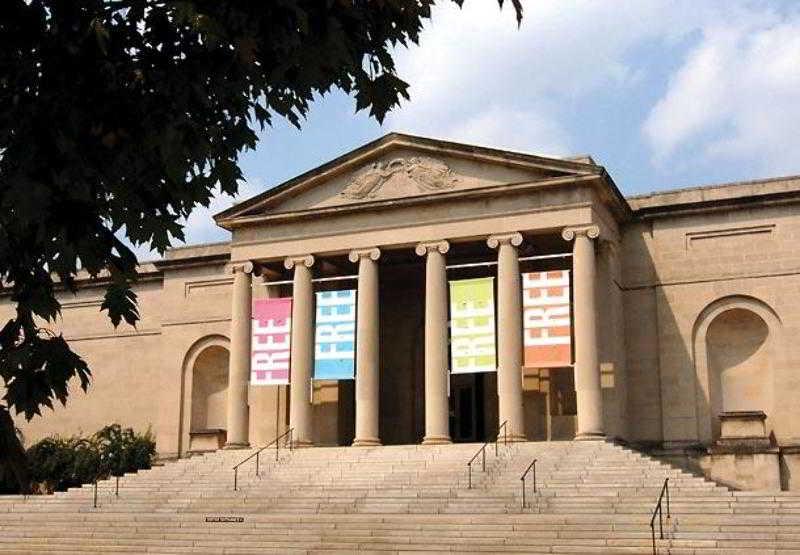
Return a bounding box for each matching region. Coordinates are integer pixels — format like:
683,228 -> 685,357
340,157 -> 459,201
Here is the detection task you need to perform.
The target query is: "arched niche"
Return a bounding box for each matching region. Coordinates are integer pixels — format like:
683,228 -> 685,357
693,296 -> 782,443
179,335 -> 230,456
191,345 -> 229,430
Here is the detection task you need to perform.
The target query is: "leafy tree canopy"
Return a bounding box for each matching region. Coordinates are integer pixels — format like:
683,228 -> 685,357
0,0 -> 521,490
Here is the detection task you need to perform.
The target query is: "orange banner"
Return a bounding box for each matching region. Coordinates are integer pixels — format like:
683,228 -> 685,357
522,270 -> 572,367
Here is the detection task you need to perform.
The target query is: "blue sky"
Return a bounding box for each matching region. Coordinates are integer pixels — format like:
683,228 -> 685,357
170,0 -> 800,253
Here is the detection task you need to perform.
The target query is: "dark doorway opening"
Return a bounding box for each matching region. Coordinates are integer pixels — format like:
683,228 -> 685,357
450,373 -> 492,443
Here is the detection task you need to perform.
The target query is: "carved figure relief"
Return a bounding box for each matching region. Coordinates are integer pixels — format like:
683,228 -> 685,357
340,157 -> 458,200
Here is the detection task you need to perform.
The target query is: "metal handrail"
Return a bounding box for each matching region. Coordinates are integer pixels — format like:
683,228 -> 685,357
520,458 -> 537,509
91,472 -> 120,508
496,420 -> 509,455
467,443 -> 488,489
232,428 -> 294,491
649,478 -> 670,554
466,420 -> 510,489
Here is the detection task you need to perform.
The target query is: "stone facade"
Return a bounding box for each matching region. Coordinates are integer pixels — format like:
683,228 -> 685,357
4,134 -> 799,489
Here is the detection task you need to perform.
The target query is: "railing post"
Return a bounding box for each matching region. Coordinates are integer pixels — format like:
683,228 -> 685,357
115,475 -> 119,498
666,478 -> 670,519
651,521 -> 656,555
533,460 -> 537,493
521,476 -> 526,509
481,447 -> 486,472
234,467 -> 238,492
468,463 -> 472,489
93,480 -> 98,509
256,451 -> 260,477
659,505 -> 664,540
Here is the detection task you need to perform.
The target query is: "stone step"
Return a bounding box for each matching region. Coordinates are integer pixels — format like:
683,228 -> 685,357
6,440 -> 800,553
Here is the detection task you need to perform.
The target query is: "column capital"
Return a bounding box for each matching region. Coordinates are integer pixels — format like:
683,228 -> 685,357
348,247 -> 381,263
225,260 -> 255,275
415,240 -> 450,256
487,232 -> 523,249
283,255 -> 315,270
562,225 -> 600,242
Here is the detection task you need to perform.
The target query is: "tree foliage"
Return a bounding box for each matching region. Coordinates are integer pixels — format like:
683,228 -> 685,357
26,424 -> 155,493
0,0 -> 522,488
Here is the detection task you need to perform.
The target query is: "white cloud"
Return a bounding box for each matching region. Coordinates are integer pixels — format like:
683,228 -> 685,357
446,105 -> 570,156
126,177 -> 266,262
386,0 -> 702,157
180,177 -> 264,245
644,6 -> 800,174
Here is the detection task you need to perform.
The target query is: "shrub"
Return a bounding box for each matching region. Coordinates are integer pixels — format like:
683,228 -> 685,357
94,424 -> 156,477
25,424 -> 156,493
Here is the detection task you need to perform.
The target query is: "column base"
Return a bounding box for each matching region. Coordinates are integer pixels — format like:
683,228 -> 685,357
223,442 -> 250,450
498,433 -> 528,444
291,439 -> 314,449
574,432 -> 606,441
422,435 -> 452,445
352,437 -> 381,447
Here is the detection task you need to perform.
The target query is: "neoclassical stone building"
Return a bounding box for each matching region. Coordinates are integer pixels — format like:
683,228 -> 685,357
6,134 -> 800,489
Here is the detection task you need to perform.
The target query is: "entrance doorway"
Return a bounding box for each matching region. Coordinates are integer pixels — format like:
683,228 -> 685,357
523,367 -> 577,441
548,368 -> 577,440
449,373 -> 497,442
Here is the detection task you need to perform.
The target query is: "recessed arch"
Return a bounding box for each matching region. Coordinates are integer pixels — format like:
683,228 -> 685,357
692,295 -> 782,443
178,335 -> 230,456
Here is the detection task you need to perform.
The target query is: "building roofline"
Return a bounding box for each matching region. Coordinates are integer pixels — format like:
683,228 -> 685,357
628,173 -> 800,200
214,132 -> 604,226
628,173 -> 800,217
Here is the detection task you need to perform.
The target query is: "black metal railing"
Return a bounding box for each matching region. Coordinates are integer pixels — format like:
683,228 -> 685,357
466,420 -> 509,489
467,443 -> 487,489
650,477 -> 670,554
520,458 -> 537,509
232,428 -> 293,491
496,420 -> 508,455
92,473 -> 120,508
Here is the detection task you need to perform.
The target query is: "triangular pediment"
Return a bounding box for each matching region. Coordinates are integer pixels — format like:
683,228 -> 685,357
215,133 -> 600,226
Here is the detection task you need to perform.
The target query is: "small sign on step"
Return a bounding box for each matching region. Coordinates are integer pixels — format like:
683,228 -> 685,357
205,516 -> 244,523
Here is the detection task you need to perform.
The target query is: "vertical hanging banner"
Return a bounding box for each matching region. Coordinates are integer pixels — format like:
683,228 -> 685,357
251,298 -> 292,385
314,290 -> 356,380
522,270 -> 572,367
449,277 -> 497,374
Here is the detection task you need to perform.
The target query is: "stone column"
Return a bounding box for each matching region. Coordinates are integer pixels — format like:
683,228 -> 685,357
285,255 -> 316,447
225,261 -> 255,449
562,225 -> 604,440
415,240 -> 452,445
350,247 -> 382,447
487,232 -> 526,442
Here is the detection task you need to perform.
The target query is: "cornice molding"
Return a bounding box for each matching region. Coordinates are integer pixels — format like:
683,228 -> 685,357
220,174 -> 603,229
214,132 -> 603,226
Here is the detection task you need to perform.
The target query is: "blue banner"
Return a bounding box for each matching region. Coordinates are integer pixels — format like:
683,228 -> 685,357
314,290 -> 356,379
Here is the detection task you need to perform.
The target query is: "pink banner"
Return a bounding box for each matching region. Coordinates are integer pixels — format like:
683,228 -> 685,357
251,298 -> 292,385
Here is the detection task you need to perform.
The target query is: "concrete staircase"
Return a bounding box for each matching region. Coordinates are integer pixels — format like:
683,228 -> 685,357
2,440 -> 800,553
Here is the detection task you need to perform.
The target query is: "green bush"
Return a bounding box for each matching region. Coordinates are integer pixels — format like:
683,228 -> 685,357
25,424 -> 156,493
94,424 -> 156,478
